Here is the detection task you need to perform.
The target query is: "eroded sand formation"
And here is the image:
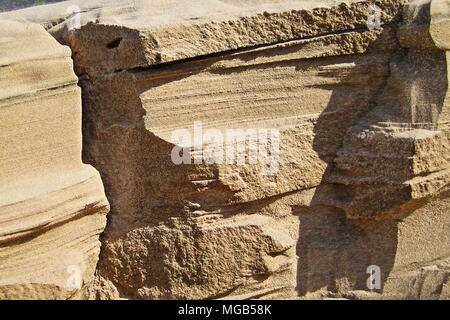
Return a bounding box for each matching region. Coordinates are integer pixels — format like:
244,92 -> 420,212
0,20 -> 109,299
0,0 -> 449,299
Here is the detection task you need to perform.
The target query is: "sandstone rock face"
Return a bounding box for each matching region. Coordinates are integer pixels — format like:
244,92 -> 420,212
1,0 -> 449,300
0,21 -> 109,299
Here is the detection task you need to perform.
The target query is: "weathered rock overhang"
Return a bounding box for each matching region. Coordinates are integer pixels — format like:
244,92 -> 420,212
0,0 -> 449,300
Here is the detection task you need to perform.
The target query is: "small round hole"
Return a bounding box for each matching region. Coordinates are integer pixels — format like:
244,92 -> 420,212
107,38 -> 123,49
